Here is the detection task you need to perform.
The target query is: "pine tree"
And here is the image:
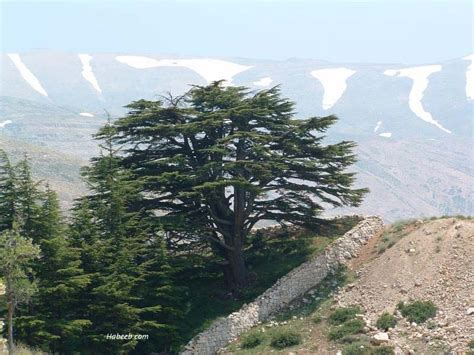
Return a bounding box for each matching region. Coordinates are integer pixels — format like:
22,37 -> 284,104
0,226 -> 40,353
13,156 -> 42,241
69,121 -> 182,353
0,150 -> 16,232
104,82 -> 368,289
15,187 -> 91,353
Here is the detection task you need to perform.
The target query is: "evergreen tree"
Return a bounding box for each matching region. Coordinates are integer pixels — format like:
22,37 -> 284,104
13,156 -> 42,241
0,150 -> 16,232
106,83 -> 368,288
15,187 -> 91,353
0,226 -> 40,353
69,121 -> 182,353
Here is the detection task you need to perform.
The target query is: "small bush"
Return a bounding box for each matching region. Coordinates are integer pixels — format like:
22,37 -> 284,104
313,314 -> 323,324
270,330 -> 301,349
328,306 -> 362,325
241,332 -> 263,349
342,342 -> 371,355
397,300 -> 437,323
372,346 -> 395,355
468,339 -> 474,349
376,312 -> 397,330
328,319 -> 366,341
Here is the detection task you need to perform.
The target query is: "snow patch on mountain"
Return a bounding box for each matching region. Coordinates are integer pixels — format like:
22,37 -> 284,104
0,120 -> 12,128
78,54 -> 102,93
253,77 -> 273,87
79,112 -> 94,117
462,54 -> 473,100
374,121 -> 382,133
115,56 -> 252,85
384,65 -> 450,134
379,132 -> 392,138
310,68 -> 356,110
7,54 -> 48,97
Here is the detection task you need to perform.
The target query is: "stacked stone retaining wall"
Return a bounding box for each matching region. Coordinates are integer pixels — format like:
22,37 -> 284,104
181,216 -> 384,354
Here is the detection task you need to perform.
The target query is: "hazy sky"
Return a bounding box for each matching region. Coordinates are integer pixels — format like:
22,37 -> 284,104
1,0 -> 472,64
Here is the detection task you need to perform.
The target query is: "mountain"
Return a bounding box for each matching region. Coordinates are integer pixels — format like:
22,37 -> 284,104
0,51 -> 473,220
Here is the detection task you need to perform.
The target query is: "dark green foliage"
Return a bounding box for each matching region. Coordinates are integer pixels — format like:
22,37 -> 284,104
397,300 -> 437,323
372,346 -> 395,355
0,150 -> 16,232
241,332 -> 263,349
342,342 -> 371,355
328,319 -> 366,341
270,330 -> 301,349
468,339 -> 474,349
376,312 -> 397,330
342,343 -> 394,355
328,306 -> 362,325
106,82 -> 367,288
66,122 -> 183,354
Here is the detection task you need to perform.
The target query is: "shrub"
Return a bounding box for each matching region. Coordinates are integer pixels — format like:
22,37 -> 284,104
241,332 -> 263,349
376,312 -> 397,330
313,314 -> 323,324
342,342 -> 371,355
270,330 -> 301,349
372,346 -> 395,355
397,300 -> 437,323
328,306 -> 362,325
328,319 -> 366,341
468,339 -> 474,349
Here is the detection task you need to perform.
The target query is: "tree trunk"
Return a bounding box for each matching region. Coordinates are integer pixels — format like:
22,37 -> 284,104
6,281 -> 14,354
224,245 -> 249,290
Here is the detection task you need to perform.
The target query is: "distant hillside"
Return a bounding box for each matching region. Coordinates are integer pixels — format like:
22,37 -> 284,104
0,135 -> 86,209
0,51 -> 473,219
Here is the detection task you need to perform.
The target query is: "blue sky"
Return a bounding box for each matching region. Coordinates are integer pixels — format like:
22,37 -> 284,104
1,0 -> 472,63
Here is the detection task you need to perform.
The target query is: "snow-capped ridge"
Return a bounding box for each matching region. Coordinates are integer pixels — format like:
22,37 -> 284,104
0,120 -> 13,128
374,121 -> 382,133
7,54 -> 48,97
79,112 -> 94,117
384,65 -> 451,134
253,77 -> 273,87
310,68 -> 356,110
462,54 -> 473,100
78,54 -> 102,94
115,56 -> 252,85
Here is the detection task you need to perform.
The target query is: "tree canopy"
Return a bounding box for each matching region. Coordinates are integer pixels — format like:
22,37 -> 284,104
101,82 -> 368,288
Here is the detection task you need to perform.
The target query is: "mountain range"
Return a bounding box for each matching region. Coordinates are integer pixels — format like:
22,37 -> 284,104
0,51 -> 472,220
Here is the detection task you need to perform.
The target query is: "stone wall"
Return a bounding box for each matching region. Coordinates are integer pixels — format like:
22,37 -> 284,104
181,216 -> 384,355
0,281 -> 5,354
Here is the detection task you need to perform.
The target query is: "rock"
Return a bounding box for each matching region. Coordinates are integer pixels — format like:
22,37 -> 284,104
466,307 -> 474,315
372,332 -> 390,344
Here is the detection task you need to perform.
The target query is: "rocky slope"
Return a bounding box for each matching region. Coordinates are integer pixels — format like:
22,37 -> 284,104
222,217 -> 473,354
335,217 -> 473,354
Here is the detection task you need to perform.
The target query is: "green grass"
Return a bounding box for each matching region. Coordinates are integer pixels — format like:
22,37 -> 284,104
342,342 -> 394,355
328,319 -> 366,341
397,300 -> 437,323
328,306 -> 362,325
176,216 -> 361,347
377,220 -> 415,254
